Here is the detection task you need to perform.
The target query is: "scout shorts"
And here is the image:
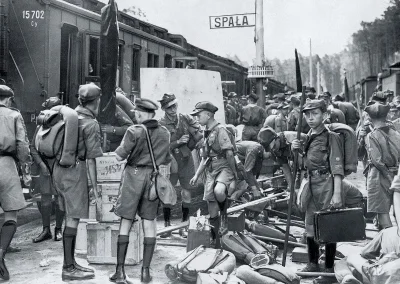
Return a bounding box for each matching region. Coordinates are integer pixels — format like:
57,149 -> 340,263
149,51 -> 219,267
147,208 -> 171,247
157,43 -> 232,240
203,159 -> 235,202
53,161 -> 89,219
0,156 -> 26,211
115,166 -> 159,220
170,154 -> 196,189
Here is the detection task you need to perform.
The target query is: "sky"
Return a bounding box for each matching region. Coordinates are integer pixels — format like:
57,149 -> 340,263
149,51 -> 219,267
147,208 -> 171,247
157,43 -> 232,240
99,0 -> 391,64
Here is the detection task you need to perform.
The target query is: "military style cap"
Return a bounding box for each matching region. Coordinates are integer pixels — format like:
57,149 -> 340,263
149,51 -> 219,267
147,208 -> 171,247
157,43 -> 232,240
0,85 -> 14,98
389,102 -> 397,110
364,102 -> 390,119
135,98 -> 159,112
190,101 -> 218,115
290,95 -> 301,105
333,93 -> 345,102
78,84 -> 101,103
257,127 -> 277,149
371,91 -> 387,103
247,93 -> 259,102
306,92 -> 316,100
158,93 -> 177,109
273,93 -> 285,101
228,92 -> 237,99
302,99 -> 327,113
42,97 -> 62,109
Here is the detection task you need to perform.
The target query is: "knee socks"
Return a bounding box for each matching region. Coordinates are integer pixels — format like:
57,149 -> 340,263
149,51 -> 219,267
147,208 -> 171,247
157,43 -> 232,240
142,237 -> 156,268
163,207 -> 171,224
63,227 -> 77,267
117,235 -> 129,266
306,237 -> 319,264
325,243 -> 337,269
41,195 -> 52,229
0,221 -> 17,254
182,203 -> 190,222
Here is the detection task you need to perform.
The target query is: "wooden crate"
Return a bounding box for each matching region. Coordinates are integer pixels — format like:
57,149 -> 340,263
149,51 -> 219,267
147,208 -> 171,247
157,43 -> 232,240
96,152 -> 126,182
187,216 -> 210,252
227,211 -> 245,232
97,183 -> 120,223
76,218 -> 96,254
86,220 -> 143,265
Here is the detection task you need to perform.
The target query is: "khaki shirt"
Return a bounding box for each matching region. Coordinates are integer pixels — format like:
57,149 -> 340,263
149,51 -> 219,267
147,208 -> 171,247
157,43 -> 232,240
0,104 -> 31,164
287,108 -> 300,131
242,104 -> 266,126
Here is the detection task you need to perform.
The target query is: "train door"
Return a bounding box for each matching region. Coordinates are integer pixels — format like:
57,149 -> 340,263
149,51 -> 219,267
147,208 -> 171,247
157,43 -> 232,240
59,24 -> 79,107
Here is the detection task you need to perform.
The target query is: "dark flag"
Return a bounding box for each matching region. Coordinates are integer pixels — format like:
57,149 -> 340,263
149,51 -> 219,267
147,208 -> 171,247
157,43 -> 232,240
295,49 -> 302,92
99,0 -> 119,123
344,73 -> 350,102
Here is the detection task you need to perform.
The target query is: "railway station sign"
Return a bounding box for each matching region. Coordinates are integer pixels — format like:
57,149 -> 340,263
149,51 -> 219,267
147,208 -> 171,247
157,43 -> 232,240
209,13 -> 256,29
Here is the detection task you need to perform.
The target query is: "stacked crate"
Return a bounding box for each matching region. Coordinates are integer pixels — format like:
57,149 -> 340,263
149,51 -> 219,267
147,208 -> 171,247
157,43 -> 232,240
84,152 -> 144,265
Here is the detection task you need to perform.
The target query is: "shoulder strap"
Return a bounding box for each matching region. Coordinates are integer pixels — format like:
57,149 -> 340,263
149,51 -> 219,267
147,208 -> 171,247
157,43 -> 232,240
138,124 -> 158,173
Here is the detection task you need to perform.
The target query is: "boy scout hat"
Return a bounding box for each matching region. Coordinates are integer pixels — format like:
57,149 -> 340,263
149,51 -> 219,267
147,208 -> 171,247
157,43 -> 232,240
228,92 -> 237,99
158,93 -> 177,109
0,85 -> 14,98
247,93 -> 259,102
190,101 -> 218,115
371,91 -> 387,103
320,91 -> 331,98
289,95 -> 301,105
277,103 -> 289,110
257,127 -> 278,148
333,93 -> 345,102
42,97 -> 62,109
78,84 -> 101,103
306,92 -> 316,99
364,102 -> 390,119
134,98 -> 158,112
302,99 -> 327,113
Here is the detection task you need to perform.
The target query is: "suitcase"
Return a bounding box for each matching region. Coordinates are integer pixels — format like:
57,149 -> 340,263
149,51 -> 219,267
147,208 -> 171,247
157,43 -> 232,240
314,207 -> 366,243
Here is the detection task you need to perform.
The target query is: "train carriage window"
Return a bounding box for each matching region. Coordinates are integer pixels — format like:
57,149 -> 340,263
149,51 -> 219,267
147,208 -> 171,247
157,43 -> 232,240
164,54 -> 172,68
88,36 -> 100,76
147,53 -> 159,68
131,46 -> 141,98
116,44 -> 123,87
175,60 -> 184,68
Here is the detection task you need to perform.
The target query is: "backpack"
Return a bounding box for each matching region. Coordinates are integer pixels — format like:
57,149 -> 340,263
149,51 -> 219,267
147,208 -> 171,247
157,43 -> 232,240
325,123 -> 358,175
35,106 -> 79,167
165,246 -> 236,283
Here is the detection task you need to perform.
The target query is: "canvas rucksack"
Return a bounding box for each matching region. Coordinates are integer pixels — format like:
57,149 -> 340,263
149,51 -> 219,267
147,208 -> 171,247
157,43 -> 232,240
34,105 -> 79,167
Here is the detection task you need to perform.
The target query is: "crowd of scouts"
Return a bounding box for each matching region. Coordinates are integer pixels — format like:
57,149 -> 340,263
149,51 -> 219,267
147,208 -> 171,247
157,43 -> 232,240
0,80 -> 400,284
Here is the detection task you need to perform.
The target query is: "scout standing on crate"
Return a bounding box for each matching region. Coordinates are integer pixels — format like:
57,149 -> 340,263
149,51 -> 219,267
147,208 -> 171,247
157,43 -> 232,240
0,85 -> 31,281
364,102 -> 400,230
291,99 -> 344,279
111,98 -> 171,283
31,97 -> 65,243
158,93 -> 202,238
52,84 -> 103,281
189,102 -> 238,247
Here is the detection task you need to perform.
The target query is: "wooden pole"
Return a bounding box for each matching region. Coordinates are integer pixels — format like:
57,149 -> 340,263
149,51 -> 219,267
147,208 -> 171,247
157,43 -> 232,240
253,235 -> 306,248
156,193 -> 285,236
282,85 -> 306,266
309,39 -> 313,88
255,0 -> 265,107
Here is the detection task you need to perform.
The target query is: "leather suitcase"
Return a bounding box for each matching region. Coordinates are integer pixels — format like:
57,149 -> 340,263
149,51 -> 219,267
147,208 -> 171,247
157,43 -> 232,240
314,208 -> 366,243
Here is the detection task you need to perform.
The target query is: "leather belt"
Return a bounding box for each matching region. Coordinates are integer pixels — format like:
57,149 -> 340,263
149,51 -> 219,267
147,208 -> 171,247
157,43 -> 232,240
211,155 -> 225,161
308,168 -> 330,177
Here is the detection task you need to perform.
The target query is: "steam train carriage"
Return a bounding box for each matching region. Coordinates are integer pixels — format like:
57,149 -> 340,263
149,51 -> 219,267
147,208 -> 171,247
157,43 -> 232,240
0,0 -> 250,137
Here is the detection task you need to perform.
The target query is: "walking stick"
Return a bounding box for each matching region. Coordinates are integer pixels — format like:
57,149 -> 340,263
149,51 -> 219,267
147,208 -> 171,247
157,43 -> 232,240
282,85 -> 306,266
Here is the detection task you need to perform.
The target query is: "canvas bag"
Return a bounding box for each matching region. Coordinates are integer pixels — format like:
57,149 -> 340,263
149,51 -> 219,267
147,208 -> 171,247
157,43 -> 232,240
139,124 -> 177,206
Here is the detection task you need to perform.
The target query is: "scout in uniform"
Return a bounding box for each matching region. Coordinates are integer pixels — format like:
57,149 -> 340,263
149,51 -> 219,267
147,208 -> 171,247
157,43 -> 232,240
287,95 -> 301,131
225,125 -> 263,200
241,93 -> 267,141
331,100 -> 360,130
226,93 -> 239,125
189,102 -> 237,247
31,97 -> 64,243
364,102 -> 400,230
274,103 -> 289,133
53,84 -> 103,280
111,98 -> 171,283
0,85 -> 31,280
292,99 -> 344,276
158,93 -> 201,238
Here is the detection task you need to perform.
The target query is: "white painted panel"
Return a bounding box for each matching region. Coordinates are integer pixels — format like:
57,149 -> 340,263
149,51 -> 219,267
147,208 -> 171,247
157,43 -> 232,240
140,68 -> 226,123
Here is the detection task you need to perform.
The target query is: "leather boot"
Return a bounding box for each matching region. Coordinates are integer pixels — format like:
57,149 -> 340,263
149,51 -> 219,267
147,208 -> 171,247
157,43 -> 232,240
209,217 -> 220,249
62,265 -> 95,281
33,227 -> 52,243
110,236 -> 132,284
141,267 -> 152,283
159,221 -> 172,238
218,199 -> 229,236
54,227 -> 62,241
300,237 -> 320,272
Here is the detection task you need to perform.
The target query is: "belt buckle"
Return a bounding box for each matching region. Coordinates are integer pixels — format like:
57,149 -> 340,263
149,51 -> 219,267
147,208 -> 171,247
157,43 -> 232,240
212,156 -> 218,161
174,148 -> 180,154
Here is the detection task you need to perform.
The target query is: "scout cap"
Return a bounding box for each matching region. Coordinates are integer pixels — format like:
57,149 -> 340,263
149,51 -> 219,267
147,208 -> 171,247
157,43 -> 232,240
306,92 -> 316,99
158,93 -> 177,109
277,103 -> 289,110
0,85 -> 14,98
290,95 -> 301,105
42,97 -> 62,109
302,99 -> 327,113
134,98 -> 158,113
333,93 -> 345,102
190,101 -> 218,115
228,92 -> 237,99
319,91 -> 331,98
78,84 -> 101,103
247,93 -> 258,102
257,127 -> 277,148
371,91 -> 387,103
273,93 -> 285,101
364,102 -> 390,119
